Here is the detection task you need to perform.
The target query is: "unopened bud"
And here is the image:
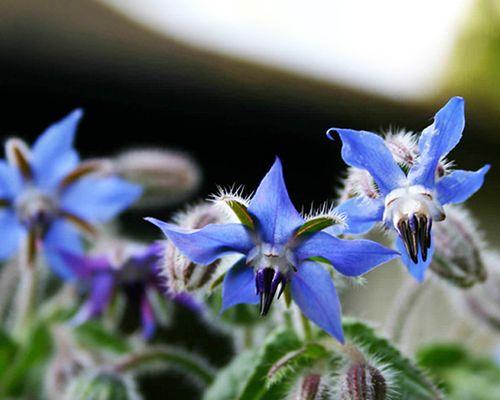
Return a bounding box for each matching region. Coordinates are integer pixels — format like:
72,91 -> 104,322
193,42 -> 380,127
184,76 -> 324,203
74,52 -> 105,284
162,203 -> 227,294
63,370 -> 141,400
463,251 -> 500,331
338,345 -> 392,400
287,374 -> 328,400
430,205 -> 486,288
112,149 -> 201,208
45,327 -> 95,399
340,363 -> 387,400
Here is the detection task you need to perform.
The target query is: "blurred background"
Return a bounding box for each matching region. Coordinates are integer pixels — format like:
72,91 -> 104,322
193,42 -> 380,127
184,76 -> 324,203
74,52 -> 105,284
1,0 -> 499,398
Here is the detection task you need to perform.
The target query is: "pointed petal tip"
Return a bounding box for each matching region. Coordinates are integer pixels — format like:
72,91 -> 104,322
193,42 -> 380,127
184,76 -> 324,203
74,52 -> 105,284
144,217 -> 167,230
326,127 -> 338,140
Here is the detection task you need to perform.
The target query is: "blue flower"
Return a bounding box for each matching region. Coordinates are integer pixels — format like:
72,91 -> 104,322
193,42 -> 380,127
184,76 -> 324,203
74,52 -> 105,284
328,97 -> 490,281
146,158 -> 398,343
0,110 -> 142,278
61,241 -> 198,339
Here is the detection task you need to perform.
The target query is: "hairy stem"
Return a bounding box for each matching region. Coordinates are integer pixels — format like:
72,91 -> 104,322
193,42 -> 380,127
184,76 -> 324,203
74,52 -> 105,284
13,259 -> 39,339
0,260 -> 19,323
386,278 -> 428,344
113,346 -> 215,385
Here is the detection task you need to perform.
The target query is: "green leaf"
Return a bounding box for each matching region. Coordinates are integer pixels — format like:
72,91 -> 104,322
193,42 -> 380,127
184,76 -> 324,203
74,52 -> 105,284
73,321 -> 131,354
0,329 -> 18,379
225,200 -> 255,229
265,343 -> 329,389
417,343 -> 500,400
0,322 -> 52,397
295,216 -> 336,237
343,318 -> 443,400
204,328 -> 303,400
204,350 -> 259,400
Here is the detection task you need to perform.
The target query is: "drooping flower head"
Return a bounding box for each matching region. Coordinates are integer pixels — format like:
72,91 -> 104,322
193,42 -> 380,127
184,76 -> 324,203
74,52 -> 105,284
328,97 -> 490,281
0,110 -> 142,277
146,158 -> 398,342
61,239 -> 198,339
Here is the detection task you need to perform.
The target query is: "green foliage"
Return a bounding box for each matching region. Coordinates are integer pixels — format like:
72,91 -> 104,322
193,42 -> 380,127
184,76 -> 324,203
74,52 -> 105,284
0,322 -> 52,397
73,321 -> 131,354
65,371 -> 142,400
205,319 -> 448,400
418,343 -> 500,400
204,328 -> 329,400
343,318 -> 443,400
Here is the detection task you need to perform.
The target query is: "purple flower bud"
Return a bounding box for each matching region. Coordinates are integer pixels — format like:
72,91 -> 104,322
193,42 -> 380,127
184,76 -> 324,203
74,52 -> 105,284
340,363 -> 387,400
430,205 -> 486,288
112,148 -> 201,208
288,374 -> 327,400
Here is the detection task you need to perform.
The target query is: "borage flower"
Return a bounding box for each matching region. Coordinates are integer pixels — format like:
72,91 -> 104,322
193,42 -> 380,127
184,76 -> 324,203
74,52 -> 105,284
0,110 -> 142,277
328,97 -> 490,281
146,158 -> 398,342
61,240 -> 198,339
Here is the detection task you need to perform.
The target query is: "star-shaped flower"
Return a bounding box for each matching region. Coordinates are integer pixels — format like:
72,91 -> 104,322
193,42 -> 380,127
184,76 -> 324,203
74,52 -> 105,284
146,158 -> 398,343
61,240 -> 198,339
0,110 -> 142,278
328,97 -> 490,281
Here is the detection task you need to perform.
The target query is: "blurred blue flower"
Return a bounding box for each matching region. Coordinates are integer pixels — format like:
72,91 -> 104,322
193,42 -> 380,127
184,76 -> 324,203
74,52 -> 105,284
329,97 -> 490,281
62,241 -> 198,339
147,158 -> 398,343
0,110 -> 142,278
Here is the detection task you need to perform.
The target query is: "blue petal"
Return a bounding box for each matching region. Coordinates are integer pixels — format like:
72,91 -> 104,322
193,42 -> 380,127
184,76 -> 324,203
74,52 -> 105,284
247,157 -> 304,244
146,218 -> 254,265
0,161 -> 22,199
221,258 -> 259,313
43,220 -> 84,280
59,250 -> 111,280
395,236 -> 435,282
72,273 -> 115,326
408,97 -> 465,188
437,165 -> 490,205
295,232 -> 399,277
333,197 -> 384,235
31,109 -> 82,189
61,176 -> 142,223
141,291 -> 156,339
0,210 -> 24,261
328,128 -> 406,195
291,261 -> 344,343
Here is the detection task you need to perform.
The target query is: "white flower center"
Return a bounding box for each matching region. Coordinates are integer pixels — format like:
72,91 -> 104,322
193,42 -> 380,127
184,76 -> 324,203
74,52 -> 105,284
246,242 -> 295,274
14,187 -> 58,228
383,185 -> 444,229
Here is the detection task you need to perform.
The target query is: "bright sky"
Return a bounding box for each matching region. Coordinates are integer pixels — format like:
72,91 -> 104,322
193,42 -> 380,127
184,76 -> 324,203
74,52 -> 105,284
102,0 -> 472,99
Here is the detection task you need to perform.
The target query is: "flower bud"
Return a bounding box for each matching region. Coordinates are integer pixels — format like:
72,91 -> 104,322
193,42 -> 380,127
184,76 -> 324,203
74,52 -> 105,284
287,374 -> 328,400
44,327 -> 96,399
340,363 -> 387,400
63,370 -> 141,400
112,149 -> 201,208
463,251 -> 500,331
337,345 -> 392,400
430,205 -> 487,288
162,203 -> 227,294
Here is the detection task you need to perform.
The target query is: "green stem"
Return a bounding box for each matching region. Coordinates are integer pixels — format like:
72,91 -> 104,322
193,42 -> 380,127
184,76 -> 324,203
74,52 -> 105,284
300,312 -> 313,341
114,346 -> 215,385
386,279 -> 428,344
13,260 -> 39,340
0,260 -> 18,323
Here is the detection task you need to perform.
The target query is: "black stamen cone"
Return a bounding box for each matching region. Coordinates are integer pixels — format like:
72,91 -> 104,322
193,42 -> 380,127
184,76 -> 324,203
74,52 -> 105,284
256,267 -> 286,316
398,214 -> 433,264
